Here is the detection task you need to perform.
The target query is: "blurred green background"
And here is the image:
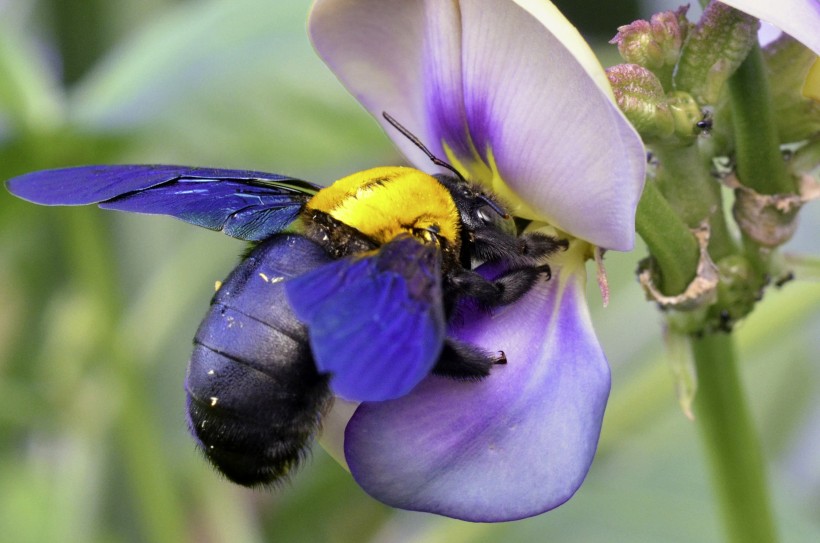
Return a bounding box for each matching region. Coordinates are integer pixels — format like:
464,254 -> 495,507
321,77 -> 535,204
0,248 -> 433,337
1,1 -> 818,541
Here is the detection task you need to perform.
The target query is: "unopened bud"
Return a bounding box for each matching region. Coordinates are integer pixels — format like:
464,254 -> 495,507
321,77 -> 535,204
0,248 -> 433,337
607,63 -> 674,142
763,35 -> 820,143
675,2 -> 760,105
666,91 -> 703,143
610,7 -> 690,88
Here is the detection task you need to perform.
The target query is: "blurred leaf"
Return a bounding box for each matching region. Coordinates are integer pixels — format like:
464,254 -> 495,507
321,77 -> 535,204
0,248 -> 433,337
0,21 -> 63,133
69,0 -> 392,175
69,0 -> 306,129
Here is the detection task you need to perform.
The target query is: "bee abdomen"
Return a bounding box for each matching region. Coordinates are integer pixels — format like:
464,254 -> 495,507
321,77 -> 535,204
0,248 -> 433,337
186,340 -> 330,485
184,234 -> 333,486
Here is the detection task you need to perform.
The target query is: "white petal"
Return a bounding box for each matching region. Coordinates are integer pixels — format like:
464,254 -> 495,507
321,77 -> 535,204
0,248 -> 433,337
310,0 -> 646,250
721,0 -> 820,55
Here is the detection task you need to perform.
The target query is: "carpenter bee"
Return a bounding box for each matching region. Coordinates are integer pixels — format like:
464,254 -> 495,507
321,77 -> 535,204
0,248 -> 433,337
6,114 -> 563,486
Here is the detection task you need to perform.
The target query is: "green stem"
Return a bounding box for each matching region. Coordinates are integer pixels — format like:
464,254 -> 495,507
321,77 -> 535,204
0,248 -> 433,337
654,144 -> 735,261
636,180 -> 699,296
727,43 -> 794,195
691,333 -> 778,543
655,145 -> 715,227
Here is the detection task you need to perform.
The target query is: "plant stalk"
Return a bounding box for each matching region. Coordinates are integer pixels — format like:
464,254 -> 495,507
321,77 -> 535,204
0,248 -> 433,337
691,332 -> 778,543
636,180 -> 700,296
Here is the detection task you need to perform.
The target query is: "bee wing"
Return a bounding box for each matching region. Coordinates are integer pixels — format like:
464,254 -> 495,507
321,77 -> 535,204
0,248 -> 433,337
285,235 -> 445,402
6,165 -> 322,241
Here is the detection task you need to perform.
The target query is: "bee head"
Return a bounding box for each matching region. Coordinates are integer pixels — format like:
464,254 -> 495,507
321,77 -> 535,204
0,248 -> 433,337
434,175 -> 517,239
381,111 -> 518,240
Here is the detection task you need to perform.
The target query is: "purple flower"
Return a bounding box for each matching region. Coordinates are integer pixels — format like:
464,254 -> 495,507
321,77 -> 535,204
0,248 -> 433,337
309,0 -> 645,521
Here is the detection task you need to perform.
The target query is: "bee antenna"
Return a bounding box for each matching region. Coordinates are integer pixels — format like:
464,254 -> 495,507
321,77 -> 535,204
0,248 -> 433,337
382,111 -> 468,184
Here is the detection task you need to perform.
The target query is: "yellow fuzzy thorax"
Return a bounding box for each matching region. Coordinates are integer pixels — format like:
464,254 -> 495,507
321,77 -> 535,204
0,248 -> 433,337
306,166 -> 461,247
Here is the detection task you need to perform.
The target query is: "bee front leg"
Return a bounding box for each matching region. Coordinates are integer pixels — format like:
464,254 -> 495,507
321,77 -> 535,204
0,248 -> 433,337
433,339 -> 505,380
472,230 -> 566,267
449,264 -> 552,307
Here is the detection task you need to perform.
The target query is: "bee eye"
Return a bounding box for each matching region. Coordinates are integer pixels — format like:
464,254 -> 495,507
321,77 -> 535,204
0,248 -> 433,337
476,205 -> 495,225
475,203 -> 517,236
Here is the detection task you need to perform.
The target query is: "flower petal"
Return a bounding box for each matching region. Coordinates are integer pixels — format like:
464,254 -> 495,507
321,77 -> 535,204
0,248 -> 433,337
343,249 -> 610,521
309,0 -> 645,251
720,0 -> 820,55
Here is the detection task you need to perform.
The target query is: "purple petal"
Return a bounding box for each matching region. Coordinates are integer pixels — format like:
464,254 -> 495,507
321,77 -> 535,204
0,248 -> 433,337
310,0 -> 645,250
343,257 -> 610,522
720,0 -> 820,55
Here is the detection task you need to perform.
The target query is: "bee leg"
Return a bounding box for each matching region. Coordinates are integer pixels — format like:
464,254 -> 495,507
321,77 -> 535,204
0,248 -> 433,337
432,339 -> 504,380
519,232 -> 568,261
450,264 -> 551,307
473,229 -> 566,266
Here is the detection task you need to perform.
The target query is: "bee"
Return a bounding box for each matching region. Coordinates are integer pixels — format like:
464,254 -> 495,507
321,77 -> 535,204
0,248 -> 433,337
6,114 -> 563,486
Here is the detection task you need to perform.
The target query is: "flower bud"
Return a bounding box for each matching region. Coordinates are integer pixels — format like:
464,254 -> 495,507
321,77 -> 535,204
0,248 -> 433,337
763,35 -> 820,144
666,91 -> 703,144
674,2 -> 760,105
610,7 -> 690,86
607,63 -> 674,142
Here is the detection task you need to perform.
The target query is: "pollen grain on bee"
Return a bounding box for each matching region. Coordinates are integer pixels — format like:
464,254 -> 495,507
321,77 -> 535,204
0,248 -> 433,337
257,272 -> 284,284
210,397 -> 218,406
207,369 -> 215,375
214,280 -> 223,292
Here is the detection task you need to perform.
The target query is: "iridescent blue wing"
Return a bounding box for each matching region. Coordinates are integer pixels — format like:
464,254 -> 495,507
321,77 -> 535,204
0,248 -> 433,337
285,235 -> 445,402
5,165 -> 322,241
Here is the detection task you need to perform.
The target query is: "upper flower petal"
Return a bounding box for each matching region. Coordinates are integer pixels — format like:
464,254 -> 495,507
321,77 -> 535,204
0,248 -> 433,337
719,0 -> 820,55
309,0 -> 646,251
343,245 -> 610,521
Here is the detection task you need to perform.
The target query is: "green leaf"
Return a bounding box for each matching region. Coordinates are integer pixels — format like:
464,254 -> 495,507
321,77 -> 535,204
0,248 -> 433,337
0,22 -> 64,133
69,0 -> 390,173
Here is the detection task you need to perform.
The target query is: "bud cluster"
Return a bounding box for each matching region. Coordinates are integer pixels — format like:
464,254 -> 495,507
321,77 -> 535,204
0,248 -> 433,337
609,1 -> 820,340
607,2 -> 762,146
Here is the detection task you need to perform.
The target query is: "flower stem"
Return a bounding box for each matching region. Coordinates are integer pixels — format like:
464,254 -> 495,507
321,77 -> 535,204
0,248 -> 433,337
691,332 -> 778,543
727,42 -> 793,278
727,43 -> 794,195
636,180 -> 699,295
653,143 -> 736,261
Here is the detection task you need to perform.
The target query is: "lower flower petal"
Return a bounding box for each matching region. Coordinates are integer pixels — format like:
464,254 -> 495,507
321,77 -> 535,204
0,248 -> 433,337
343,256 -> 610,522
